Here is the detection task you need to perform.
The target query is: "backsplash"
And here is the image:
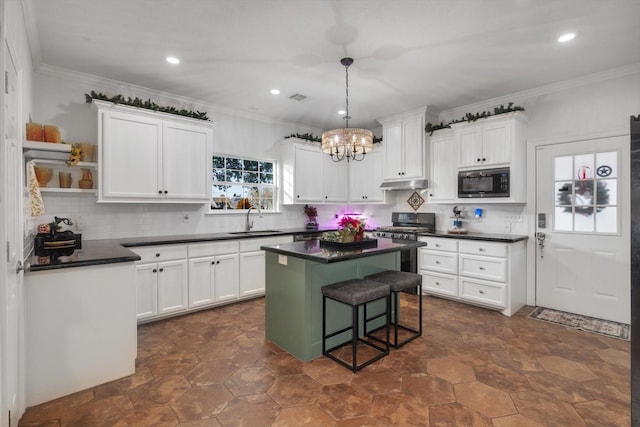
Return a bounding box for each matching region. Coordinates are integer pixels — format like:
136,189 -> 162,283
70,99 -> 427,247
35,192 -> 526,241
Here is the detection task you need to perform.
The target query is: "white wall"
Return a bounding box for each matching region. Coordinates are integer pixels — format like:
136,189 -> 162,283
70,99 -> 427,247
31,68 -> 396,239
30,64 -> 640,240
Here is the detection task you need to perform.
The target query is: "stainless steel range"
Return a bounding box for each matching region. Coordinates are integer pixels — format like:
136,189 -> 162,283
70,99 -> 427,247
373,212 -> 435,273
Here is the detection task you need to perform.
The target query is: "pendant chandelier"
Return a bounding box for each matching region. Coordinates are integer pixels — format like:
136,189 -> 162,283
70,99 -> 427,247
321,57 -> 373,162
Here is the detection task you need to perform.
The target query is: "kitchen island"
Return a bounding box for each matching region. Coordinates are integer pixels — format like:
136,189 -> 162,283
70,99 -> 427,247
261,238 -> 426,361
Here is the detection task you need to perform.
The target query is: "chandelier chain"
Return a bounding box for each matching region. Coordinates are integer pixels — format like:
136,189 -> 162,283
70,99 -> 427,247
344,61 -> 350,127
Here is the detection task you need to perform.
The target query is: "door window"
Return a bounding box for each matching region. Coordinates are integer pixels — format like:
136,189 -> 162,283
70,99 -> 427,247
553,151 -> 618,233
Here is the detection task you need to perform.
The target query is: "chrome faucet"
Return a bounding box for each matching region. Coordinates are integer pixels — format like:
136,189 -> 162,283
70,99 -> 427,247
245,206 -> 262,231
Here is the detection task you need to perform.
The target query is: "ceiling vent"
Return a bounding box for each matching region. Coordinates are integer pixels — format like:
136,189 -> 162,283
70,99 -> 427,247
289,93 -> 308,102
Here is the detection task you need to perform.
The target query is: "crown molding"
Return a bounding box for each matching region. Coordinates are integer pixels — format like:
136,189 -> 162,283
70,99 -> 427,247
440,62 -> 640,120
35,64 -> 322,133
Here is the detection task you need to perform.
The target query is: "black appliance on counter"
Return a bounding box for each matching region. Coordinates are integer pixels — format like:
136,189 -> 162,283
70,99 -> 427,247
34,217 -> 82,257
373,212 -> 435,273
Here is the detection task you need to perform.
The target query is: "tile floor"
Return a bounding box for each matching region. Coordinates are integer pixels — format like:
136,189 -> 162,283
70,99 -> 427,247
19,295 -> 630,426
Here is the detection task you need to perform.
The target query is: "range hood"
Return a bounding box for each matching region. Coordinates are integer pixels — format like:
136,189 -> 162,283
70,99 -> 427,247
380,179 -> 428,191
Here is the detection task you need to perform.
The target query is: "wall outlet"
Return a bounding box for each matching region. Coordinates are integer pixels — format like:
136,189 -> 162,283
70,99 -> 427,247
504,214 -> 523,223
504,222 -> 512,233
75,215 -> 85,229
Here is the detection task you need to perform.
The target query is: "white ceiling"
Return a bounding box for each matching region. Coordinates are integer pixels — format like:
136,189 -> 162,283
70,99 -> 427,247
24,0 -> 640,130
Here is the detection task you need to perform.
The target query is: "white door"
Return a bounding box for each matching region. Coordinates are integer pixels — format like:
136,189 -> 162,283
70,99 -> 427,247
535,136 -> 630,323
239,251 -> 265,297
162,121 -> 211,201
2,38 -> 24,426
101,111 -> 163,199
188,256 -> 216,308
157,259 -> 188,315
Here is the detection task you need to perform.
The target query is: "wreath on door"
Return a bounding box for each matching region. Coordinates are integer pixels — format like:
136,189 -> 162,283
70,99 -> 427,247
556,180 -> 609,216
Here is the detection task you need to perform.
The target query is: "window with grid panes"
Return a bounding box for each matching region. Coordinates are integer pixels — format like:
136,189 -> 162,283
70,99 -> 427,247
211,155 -> 276,211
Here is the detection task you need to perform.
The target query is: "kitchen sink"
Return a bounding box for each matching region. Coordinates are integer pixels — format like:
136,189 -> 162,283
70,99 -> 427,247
228,230 -> 281,236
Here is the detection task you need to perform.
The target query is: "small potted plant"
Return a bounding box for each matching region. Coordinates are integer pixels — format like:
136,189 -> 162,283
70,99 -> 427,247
338,216 -> 366,242
304,204 -> 318,229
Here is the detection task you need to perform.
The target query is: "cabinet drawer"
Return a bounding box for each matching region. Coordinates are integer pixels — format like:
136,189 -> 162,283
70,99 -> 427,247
459,254 -> 507,282
188,241 -> 239,258
418,236 -> 457,252
239,235 -> 292,252
459,241 -> 508,257
131,244 -> 188,263
459,277 -> 506,308
419,250 -> 458,274
421,271 -> 458,297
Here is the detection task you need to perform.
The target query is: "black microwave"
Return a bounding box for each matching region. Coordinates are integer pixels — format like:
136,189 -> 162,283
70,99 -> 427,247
458,167 -> 510,198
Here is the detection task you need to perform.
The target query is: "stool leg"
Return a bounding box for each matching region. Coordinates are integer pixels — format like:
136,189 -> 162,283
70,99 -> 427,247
393,291 -> 399,347
322,295 -> 327,355
418,283 -> 423,335
386,294 -> 390,352
352,304 -> 358,372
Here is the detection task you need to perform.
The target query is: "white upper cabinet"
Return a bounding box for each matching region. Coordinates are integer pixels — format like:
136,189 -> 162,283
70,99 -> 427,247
349,148 -> 385,203
322,154 -> 349,202
95,100 -> 213,203
281,140 -> 349,204
428,130 -> 457,203
378,107 -> 427,182
455,112 -> 525,169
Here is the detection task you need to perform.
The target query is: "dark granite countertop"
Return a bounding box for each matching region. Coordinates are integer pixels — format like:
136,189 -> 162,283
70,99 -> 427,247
418,231 -> 528,243
29,240 -> 141,272
260,239 -> 426,264
27,227 -> 337,271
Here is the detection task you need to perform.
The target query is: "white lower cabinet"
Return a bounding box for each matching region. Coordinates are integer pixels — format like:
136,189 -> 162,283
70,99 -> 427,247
132,235 -> 293,323
131,245 -> 188,322
419,236 -> 526,316
188,241 -> 240,309
239,235 -> 292,297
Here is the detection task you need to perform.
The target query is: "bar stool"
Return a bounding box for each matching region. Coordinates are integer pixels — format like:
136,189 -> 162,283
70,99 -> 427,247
322,278 -> 390,372
364,270 -> 422,348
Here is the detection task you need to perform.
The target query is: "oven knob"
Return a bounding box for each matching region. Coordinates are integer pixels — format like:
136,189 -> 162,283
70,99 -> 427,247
402,233 -> 409,239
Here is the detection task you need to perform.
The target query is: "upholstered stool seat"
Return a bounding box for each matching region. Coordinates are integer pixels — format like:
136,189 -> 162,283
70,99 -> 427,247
364,270 -> 422,348
322,278 -> 390,372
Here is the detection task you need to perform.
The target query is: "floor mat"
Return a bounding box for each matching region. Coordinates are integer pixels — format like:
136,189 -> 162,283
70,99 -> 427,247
528,306 -> 630,340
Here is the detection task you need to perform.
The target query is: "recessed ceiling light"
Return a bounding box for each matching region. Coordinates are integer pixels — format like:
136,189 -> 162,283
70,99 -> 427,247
166,56 -> 180,64
270,89 -> 281,95
558,33 -> 576,43
338,110 -> 346,115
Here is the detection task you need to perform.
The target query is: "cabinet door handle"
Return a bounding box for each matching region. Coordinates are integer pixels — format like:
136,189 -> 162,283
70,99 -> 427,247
482,158 -> 486,162
479,266 -> 485,270
435,282 -> 440,286
296,195 -> 300,199
435,244 -> 440,248
152,268 -> 157,273
479,290 -> 485,294
478,248 -> 485,252
476,158 -> 481,162
164,190 -> 168,194
158,190 -> 162,194
211,261 -> 215,265
159,268 -> 164,272
155,253 -> 160,257
216,260 -> 220,264
435,260 -> 440,264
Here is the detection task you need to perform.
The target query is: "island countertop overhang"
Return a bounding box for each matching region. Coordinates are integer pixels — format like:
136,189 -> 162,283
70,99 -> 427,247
261,238 -> 426,264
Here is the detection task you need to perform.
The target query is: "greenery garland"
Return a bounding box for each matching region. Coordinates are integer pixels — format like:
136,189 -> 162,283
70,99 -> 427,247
284,132 -> 382,144
85,91 -> 210,121
425,102 -> 525,135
